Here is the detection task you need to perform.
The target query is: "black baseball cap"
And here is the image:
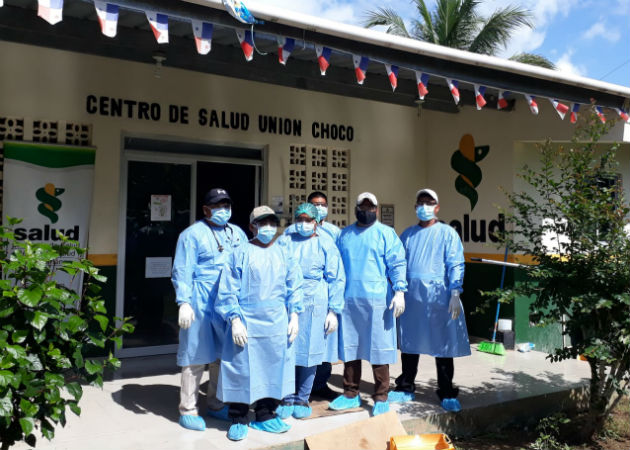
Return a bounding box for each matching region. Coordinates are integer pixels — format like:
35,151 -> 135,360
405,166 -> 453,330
204,188 -> 232,205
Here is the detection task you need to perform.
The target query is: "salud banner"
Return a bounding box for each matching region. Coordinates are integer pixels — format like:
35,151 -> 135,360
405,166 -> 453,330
2,141 -> 96,292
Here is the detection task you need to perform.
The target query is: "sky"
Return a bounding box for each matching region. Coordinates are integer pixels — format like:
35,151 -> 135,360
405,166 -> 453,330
251,0 -> 630,87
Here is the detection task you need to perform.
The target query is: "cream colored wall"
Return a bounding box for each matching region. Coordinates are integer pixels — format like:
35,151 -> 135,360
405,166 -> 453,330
421,102 -> 627,254
0,41 -> 424,255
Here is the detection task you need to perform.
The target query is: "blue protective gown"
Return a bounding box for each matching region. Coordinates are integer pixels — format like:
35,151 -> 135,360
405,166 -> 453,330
172,221 -> 247,367
398,222 -> 471,357
215,241 -> 304,405
278,231 -> 345,367
337,221 -> 407,364
284,220 -> 341,242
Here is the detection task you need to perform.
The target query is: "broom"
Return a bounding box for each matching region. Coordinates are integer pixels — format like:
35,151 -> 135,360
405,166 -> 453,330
474,247 -> 510,356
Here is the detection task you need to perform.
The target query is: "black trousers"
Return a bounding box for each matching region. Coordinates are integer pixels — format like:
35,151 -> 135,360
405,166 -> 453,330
228,398 -> 279,424
394,353 -> 459,400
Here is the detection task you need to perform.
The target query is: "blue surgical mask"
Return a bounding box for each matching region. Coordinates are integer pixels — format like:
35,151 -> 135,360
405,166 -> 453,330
314,205 -> 328,220
210,207 -> 231,226
296,221 -> 315,237
416,204 -> 436,221
256,225 -> 277,244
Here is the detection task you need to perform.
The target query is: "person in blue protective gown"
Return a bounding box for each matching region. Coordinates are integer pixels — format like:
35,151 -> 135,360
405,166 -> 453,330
275,203 -> 345,420
215,205 -> 304,441
388,189 -> 470,413
283,191 -> 342,400
172,188 -> 248,431
329,192 -> 407,417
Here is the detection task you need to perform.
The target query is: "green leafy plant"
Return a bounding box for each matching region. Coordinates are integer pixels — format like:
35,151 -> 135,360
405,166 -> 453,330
483,111 -> 630,440
0,218 -> 134,450
529,413 -> 571,450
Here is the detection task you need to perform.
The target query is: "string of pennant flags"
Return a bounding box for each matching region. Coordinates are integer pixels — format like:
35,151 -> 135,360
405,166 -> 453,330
5,0 -> 629,124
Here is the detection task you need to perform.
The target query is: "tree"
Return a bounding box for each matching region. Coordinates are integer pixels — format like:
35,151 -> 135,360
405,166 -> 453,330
485,111 -> 629,441
364,0 -> 556,69
0,219 -> 134,450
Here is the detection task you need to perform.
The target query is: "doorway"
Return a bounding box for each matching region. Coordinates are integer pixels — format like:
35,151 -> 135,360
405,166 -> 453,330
116,140 -> 263,357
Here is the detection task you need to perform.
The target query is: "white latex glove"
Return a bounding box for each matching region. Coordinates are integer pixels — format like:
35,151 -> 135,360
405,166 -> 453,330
287,312 -> 299,343
448,290 -> 462,320
231,317 -> 248,347
324,311 -> 338,335
178,303 -> 195,329
389,291 -> 406,318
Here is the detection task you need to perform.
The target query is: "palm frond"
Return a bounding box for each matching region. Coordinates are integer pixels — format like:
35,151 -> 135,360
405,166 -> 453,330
509,53 -> 556,69
411,0 -> 438,43
362,7 -> 411,38
469,5 -> 533,54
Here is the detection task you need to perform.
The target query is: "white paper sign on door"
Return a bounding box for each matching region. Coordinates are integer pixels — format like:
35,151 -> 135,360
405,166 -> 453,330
150,194 -> 171,221
145,256 -> 172,278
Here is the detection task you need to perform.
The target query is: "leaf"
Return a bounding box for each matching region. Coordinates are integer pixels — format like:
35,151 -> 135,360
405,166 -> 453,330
66,315 -> 86,333
17,286 -> 43,307
84,360 -> 101,375
6,345 -> 27,360
0,306 -> 15,318
19,416 -> 35,435
0,396 -> 13,417
19,398 -> 39,417
11,329 -> 29,344
44,372 -> 65,387
30,311 -> 48,331
68,401 -> 81,416
41,418 -> 55,440
93,314 -> 109,332
65,382 -> 83,401
0,370 -> 14,387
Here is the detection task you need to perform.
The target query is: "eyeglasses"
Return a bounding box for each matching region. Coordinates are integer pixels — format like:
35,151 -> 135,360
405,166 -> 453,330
416,201 -> 437,206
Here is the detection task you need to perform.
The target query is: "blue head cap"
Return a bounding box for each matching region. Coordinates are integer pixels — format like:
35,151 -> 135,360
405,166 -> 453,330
294,203 -> 319,220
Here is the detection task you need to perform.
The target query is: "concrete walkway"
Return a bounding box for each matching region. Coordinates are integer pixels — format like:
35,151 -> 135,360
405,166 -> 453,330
14,345 -> 590,450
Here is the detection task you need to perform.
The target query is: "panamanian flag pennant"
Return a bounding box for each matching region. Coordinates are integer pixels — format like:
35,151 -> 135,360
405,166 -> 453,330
38,0 -> 63,25
191,20 -> 213,55
447,79 -> 460,104
94,2 -> 119,38
474,84 -> 487,110
570,103 -> 580,124
414,71 -> 429,99
353,55 -> 369,85
524,94 -> 539,115
316,46 -> 331,75
145,11 -> 168,44
497,90 -> 510,110
384,64 -> 399,91
277,37 -> 295,65
549,98 -> 569,120
236,29 -> 254,61
614,107 -> 630,123
595,106 -> 606,123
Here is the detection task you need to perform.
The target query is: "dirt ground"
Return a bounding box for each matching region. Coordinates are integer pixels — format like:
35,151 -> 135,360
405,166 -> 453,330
452,397 -> 630,450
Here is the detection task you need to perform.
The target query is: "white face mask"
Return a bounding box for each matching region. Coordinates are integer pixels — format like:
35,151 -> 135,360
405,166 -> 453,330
256,225 -> 277,244
314,205 -> 328,220
416,204 -> 436,221
296,221 -> 315,236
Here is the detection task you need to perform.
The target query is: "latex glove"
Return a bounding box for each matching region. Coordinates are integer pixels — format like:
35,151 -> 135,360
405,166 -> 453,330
231,317 -> 248,347
178,303 -> 195,329
324,311 -> 338,335
389,291 -> 406,318
448,290 -> 462,320
287,312 -> 299,343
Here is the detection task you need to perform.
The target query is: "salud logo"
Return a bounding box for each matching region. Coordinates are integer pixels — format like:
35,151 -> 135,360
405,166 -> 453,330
36,183 -> 65,223
450,134 -> 489,211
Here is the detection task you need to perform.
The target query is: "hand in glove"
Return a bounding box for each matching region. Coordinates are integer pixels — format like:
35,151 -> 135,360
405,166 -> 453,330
448,290 -> 462,320
287,312 -> 299,343
178,303 -> 195,329
231,317 -> 248,347
324,311 -> 338,335
389,291 -> 406,318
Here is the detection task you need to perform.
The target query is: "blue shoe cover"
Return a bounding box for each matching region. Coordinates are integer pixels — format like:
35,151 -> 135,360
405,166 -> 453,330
387,391 -> 415,403
179,414 -> 205,431
292,404 -> 312,419
250,417 -> 291,433
207,405 -> 230,421
275,404 -> 294,420
328,394 -> 360,411
372,401 -> 389,416
441,398 -> 462,412
227,423 -> 248,441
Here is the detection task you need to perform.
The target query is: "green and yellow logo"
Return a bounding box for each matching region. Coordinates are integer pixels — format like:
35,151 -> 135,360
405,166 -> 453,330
36,183 -> 65,223
450,134 -> 489,211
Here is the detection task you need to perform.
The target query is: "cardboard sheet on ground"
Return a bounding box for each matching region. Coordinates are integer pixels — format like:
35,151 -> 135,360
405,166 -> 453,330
306,410 -> 406,450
